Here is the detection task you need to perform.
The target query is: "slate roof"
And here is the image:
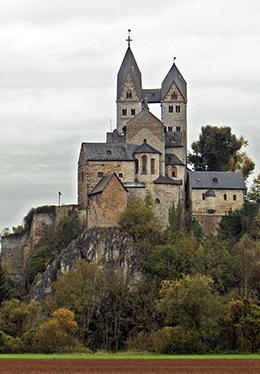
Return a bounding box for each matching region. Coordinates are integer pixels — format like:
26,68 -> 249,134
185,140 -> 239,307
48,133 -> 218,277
81,143 -> 138,161
117,47 -> 142,100
123,178 -> 146,188
189,171 -> 246,190
165,131 -> 183,147
88,173 -> 127,196
165,153 -> 185,166
154,175 -> 182,185
142,89 -> 161,103
161,63 -> 187,101
134,142 -> 161,154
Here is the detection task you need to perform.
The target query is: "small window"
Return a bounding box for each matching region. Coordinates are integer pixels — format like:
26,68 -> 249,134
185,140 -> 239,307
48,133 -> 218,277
107,150 -> 111,155
118,173 -> 123,178
98,172 -> 103,178
172,171 -> 175,177
171,92 -> 177,100
131,108 -> 135,116
233,194 -> 237,201
168,126 -> 173,132
82,172 -> 84,182
213,177 -> 218,183
224,194 -> 227,201
176,126 -> 181,132
122,109 -> 127,116
126,92 -> 132,99
155,198 -> 160,204
202,193 -> 205,200
142,155 -> 147,174
207,209 -> 216,214
172,166 -> 177,177
151,158 -> 155,174
176,105 -> 180,113
143,139 -> 147,143
169,105 -> 173,113
135,159 -> 139,174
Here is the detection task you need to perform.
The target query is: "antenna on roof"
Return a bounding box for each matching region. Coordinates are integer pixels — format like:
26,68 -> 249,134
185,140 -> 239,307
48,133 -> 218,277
126,29 -> 132,48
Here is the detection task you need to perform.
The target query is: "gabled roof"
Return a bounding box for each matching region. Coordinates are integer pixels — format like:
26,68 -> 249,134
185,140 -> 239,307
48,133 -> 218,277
80,143 -> 138,161
88,173 -> 127,196
126,105 -> 164,128
189,171 -> 246,190
117,47 -> 142,100
165,131 -> 183,147
165,153 -> 185,166
161,63 -> 187,101
134,142 -> 161,154
154,175 -> 182,185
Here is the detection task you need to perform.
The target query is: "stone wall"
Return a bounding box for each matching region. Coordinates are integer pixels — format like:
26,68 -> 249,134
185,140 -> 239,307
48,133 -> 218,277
1,205 -> 79,280
87,175 -> 127,229
191,188 -> 244,234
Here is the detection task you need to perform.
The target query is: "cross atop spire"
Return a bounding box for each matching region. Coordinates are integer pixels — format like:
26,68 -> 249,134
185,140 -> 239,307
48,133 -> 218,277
126,29 -> 132,48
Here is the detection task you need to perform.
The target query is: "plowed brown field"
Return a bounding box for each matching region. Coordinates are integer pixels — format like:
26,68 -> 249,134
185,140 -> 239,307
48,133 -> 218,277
0,359 -> 259,374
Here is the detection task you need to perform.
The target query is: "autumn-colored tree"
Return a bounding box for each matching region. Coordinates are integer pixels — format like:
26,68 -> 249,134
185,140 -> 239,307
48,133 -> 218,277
47,260 -> 104,343
32,308 -> 80,353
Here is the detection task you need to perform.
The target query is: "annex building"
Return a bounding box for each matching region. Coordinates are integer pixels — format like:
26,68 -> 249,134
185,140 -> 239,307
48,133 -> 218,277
77,37 -> 245,234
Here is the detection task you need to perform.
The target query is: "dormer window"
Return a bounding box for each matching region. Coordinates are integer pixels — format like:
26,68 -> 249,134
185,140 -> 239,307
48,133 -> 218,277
171,92 -> 177,100
107,150 -> 111,155
126,91 -> 132,99
213,177 -> 218,183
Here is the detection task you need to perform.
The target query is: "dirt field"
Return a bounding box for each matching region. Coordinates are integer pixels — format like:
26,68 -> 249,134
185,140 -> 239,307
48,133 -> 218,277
0,359 -> 259,374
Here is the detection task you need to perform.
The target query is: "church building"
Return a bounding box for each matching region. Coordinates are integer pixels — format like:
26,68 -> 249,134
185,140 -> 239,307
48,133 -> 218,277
78,34 -> 245,234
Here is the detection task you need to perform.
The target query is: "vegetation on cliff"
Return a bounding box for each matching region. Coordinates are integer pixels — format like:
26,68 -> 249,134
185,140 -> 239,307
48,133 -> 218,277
1,196 -> 260,354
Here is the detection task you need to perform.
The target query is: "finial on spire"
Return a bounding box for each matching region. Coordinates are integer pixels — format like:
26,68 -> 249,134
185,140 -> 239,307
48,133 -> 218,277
173,57 -> 177,64
126,29 -> 132,48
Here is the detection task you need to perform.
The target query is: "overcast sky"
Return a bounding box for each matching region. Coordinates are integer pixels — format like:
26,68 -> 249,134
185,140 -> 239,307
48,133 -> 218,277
0,0 -> 259,233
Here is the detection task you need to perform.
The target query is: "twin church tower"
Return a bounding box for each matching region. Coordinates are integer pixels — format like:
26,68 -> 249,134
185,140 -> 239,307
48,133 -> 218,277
77,33 -> 245,233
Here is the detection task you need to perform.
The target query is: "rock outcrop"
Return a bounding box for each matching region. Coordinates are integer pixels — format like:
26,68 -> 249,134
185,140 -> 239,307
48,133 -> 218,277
29,227 -> 140,304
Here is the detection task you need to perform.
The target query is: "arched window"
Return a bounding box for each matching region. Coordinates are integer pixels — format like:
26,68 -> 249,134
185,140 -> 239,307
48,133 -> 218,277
142,155 -> 147,174
224,194 -> 227,200
233,194 -> 237,201
172,166 -> 177,177
126,91 -> 132,99
151,158 -> 155,174
155,198 -> 160,204
135,159 -> 139,174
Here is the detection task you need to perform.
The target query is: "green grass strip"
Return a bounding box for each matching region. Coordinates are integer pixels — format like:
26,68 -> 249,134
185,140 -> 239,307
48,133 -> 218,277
1,353 -> 260,359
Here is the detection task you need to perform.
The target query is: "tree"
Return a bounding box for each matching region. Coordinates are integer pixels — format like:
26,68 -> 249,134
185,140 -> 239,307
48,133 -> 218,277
232,235 -> 260,298
247,173 -> 260,203
157,274 -> 222,350
47,260 -> 104,343
119,191 -> 160,243
167,201 -> 183,240
32,308 -> 80,353
228,143 -> 255,180
188,126 -> 254,179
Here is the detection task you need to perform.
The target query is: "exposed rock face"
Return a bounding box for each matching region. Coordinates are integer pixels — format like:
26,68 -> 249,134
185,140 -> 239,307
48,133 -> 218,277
29,227 -> 140,304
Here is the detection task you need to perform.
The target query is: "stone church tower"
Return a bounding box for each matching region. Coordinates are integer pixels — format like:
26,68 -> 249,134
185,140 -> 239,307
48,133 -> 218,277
116,32 -> 187,164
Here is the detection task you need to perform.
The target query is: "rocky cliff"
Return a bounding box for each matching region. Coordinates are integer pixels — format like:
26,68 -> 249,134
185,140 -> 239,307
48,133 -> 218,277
29,227 -> 140,304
